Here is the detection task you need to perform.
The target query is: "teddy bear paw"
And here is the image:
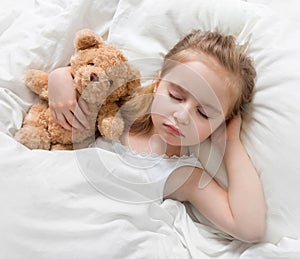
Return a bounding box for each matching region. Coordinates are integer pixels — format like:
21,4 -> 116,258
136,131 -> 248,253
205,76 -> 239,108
14,126 -> 51,150
99,116 -> 125,140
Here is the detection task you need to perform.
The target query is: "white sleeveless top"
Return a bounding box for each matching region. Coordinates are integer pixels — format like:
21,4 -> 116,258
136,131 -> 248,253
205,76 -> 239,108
89,137 -> 203,203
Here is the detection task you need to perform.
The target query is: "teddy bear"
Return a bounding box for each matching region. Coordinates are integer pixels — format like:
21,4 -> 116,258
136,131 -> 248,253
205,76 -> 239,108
14,29 -> 141,150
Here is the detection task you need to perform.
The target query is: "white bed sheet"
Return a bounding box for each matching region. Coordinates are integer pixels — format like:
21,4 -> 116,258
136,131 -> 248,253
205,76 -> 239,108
1,131 -> 300,258
1,0 -> 300,258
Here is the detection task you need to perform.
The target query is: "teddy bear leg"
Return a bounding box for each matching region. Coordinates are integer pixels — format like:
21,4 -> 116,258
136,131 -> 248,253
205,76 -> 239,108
98,112 -> 125,140
15,125 -> 51,150
51,144 -> 73,150
72,135 -> 96,149
51,134 -> 96,150
14,101 -> 51,150
25,69 -> 49,101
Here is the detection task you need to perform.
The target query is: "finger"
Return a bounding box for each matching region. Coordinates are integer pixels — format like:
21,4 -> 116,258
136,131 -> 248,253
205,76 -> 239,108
64,110 -> 86,131
55,112 -> 73,131
50,109 -> 57,121
78,97 -> 91,116
72,104 -> 91,129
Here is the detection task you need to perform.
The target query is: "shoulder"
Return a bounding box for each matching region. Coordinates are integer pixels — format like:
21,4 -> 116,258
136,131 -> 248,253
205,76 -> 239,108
164,165 -> 205,201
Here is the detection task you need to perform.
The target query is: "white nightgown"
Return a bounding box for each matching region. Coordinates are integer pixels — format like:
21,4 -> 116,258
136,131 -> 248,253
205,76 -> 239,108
89,137 -> 203,203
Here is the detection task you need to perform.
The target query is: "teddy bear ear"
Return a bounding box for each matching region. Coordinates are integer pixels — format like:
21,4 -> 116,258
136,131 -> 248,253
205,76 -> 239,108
74,29 -> 103,51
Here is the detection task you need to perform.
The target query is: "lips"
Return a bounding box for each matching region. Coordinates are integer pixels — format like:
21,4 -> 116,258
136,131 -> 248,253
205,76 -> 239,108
163,123 -> 183,137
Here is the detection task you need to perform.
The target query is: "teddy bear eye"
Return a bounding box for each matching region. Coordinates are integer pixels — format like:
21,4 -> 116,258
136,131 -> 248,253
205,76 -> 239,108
88,62 -> 94,66
109,79 -> 114,86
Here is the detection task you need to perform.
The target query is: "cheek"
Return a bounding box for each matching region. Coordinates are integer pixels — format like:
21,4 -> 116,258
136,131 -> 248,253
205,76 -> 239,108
150,95 -> 161,115
151,94 -> 175,116
150,113 -> 160,128
185,119 -> 218,144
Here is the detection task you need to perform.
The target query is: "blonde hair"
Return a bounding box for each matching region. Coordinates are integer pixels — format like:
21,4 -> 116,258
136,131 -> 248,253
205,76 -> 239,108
121,30 -> 256,135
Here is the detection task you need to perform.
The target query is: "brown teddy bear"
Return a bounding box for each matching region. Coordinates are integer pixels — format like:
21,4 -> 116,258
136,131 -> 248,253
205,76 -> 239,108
14,29 -> 141,150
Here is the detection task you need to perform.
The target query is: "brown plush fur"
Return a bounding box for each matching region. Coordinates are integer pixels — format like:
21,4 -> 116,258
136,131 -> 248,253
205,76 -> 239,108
14,29 -> 141,150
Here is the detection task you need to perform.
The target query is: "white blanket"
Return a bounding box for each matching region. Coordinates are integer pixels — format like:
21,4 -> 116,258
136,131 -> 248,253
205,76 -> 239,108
1,132 -> 300,258
1,0 -> 300,258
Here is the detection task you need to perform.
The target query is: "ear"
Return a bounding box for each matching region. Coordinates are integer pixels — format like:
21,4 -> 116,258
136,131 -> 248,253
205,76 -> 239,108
153,72 -> 161,92
74,29 -> 103,51
153,80 -> 159,93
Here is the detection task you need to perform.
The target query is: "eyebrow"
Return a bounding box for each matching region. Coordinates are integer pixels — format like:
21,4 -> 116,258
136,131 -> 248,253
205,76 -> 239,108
170,83 -> 221,115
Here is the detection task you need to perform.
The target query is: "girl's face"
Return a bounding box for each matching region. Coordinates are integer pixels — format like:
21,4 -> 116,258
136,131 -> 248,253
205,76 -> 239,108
151,56 -> 234,148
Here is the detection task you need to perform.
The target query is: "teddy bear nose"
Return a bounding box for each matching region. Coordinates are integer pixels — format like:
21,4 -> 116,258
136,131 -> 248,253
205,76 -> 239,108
90,73 -> 99,82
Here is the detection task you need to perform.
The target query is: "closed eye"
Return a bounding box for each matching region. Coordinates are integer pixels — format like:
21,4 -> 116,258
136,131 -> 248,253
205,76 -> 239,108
169,92 -> 182,101
197,108 -> 209,119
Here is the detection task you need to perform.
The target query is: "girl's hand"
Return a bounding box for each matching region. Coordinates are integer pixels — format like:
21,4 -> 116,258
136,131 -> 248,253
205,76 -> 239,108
48,67 -> 90,131
226,114 -> 242,142
211,114 -> 242,151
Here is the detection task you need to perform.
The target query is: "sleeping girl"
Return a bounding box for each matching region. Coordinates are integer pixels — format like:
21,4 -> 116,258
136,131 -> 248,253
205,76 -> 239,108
48,30 -> 266,243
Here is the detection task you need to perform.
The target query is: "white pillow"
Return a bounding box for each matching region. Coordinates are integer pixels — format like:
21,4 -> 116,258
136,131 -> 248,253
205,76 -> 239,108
0,0 -> 120,135
107,0 -> 300,243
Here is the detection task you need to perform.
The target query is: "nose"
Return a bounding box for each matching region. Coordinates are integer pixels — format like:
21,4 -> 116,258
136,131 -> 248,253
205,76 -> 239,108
173,109 -> 190,125
90,73 -> 99,82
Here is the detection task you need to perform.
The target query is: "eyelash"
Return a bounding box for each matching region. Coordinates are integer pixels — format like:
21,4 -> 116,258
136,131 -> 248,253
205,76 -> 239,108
169,92 -> 182,101
197,109 -> 209,119
169,92 -> 209,119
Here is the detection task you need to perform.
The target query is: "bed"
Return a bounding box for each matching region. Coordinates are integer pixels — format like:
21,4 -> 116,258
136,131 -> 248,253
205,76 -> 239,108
1,0 -> 300,258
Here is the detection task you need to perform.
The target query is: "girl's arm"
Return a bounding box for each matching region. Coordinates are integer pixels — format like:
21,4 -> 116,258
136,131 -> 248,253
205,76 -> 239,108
48,66 -> 90,130
167,115 -> 266,243
220,115 -> 266,241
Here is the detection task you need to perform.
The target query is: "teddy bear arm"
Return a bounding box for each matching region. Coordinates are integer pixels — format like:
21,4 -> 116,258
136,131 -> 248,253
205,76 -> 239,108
25,69 -> 49,101
14,100 -> 51,150
97,102 -> 124,140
